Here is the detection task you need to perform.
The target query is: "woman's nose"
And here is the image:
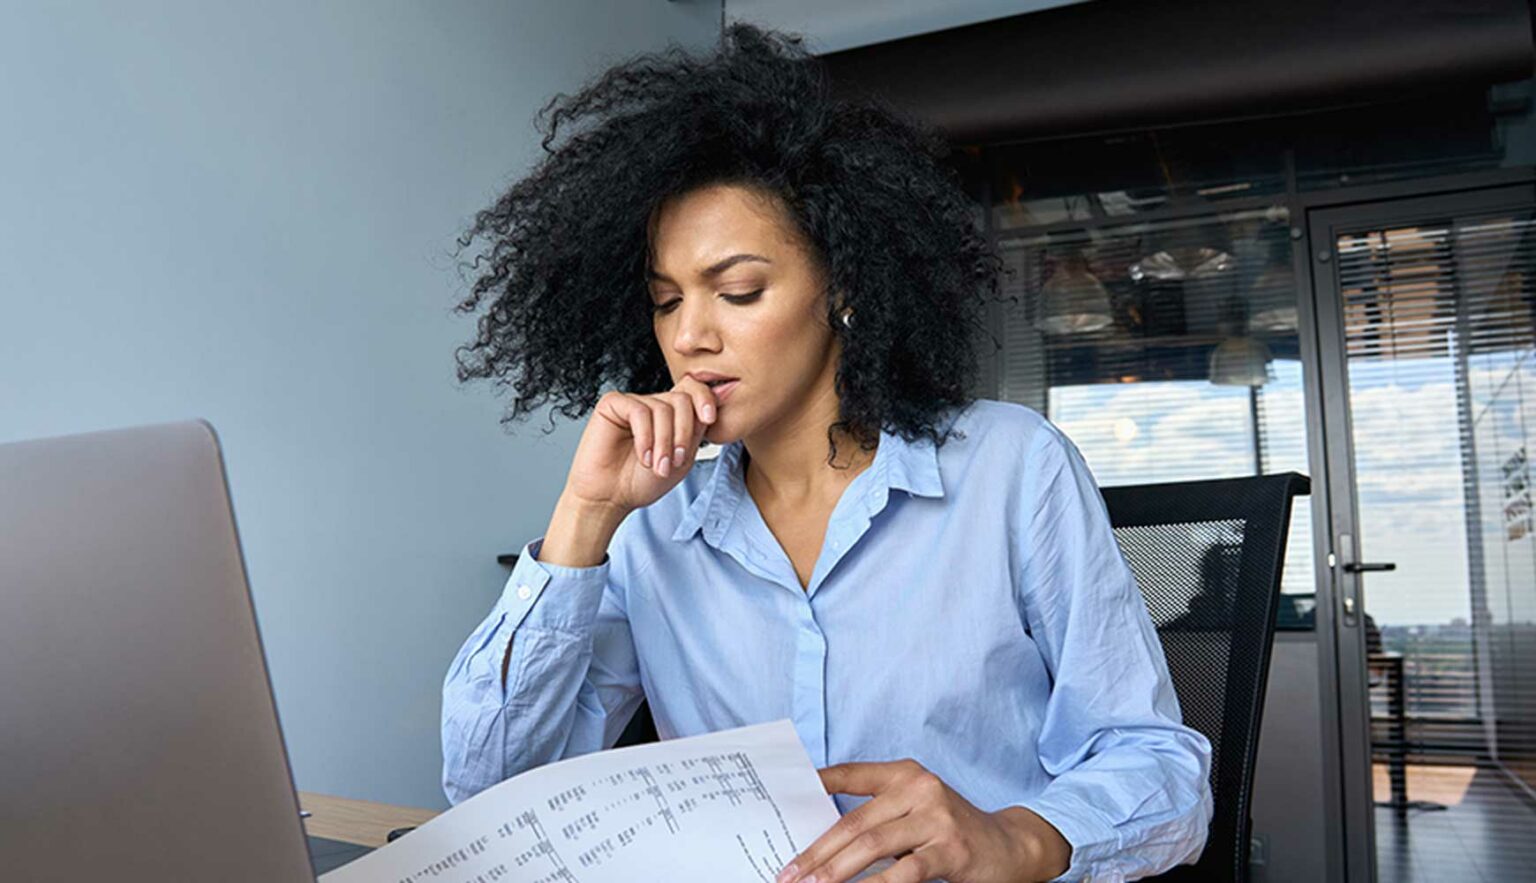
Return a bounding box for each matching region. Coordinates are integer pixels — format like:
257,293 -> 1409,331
670,298 -> 721,353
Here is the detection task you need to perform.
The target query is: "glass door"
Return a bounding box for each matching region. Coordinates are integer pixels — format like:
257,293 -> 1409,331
1309,184 -> 1536,882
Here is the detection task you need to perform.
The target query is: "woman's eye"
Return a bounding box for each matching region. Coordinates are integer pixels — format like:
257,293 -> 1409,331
651,289 -> 762,314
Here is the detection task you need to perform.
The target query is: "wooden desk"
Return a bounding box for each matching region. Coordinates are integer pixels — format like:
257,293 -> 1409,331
298,791 -> 440,847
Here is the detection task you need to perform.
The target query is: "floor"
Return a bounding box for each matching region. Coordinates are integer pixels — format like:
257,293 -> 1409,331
1373,762 -> 1536,883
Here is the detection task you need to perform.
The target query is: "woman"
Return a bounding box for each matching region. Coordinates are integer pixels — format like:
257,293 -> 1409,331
441,24 -> 1211,883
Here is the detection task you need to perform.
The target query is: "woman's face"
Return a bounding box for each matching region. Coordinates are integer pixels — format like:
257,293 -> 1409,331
646,183 -> 840,446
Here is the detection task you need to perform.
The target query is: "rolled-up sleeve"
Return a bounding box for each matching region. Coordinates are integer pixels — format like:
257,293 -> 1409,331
440,523 -> 646,805
1012,426 -> 1214,882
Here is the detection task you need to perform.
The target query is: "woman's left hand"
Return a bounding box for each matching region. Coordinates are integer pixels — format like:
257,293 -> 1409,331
774,760 -> 1073,883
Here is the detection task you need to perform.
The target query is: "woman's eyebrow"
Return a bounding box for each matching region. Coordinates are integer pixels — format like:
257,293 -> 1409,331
647,253 -> 771,284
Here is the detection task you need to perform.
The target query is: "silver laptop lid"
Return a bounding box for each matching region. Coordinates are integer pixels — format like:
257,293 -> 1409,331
0,420 -> 314,882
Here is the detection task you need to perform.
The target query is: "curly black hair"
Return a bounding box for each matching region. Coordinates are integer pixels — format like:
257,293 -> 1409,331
451,22 -> 1002,463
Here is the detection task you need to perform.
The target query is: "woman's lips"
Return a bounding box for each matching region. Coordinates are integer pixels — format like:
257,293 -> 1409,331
710,380 -> 740,404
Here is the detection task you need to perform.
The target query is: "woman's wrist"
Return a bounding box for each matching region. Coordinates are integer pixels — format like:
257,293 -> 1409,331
538,493 -> 629,567
995,805 -> 1073,881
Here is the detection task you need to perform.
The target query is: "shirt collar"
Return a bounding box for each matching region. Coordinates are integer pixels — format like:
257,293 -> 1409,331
670,425 -> 945,544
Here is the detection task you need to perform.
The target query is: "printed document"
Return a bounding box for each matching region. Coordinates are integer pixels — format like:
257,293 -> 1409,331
320,719 -> 892,882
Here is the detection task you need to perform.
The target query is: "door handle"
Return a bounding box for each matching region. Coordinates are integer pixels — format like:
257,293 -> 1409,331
1333,534 -> 1391,627
1343,561 -> 1396,573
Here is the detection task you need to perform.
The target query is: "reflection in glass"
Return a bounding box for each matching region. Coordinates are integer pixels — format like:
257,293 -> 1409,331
1130,245 -> 1236,282
1209,336 -> 1273,387
992,206 -> 1317,605
1036,253 -> 1113,334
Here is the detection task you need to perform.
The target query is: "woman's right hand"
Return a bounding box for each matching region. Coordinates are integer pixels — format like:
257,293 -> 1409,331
561,376 -> 721,516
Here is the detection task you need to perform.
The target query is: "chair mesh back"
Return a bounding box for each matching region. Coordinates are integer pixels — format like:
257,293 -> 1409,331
1102,473 -> 1308,882
1116,521 -> 1243,793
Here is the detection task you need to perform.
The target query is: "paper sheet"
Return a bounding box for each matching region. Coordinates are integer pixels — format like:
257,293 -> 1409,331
320,719 -> 890,883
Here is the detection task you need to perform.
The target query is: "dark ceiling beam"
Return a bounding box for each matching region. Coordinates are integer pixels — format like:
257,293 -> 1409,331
820,0 -> 1534,143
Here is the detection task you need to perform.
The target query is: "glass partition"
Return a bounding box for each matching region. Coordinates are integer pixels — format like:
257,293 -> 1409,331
990,206 -> 1318,613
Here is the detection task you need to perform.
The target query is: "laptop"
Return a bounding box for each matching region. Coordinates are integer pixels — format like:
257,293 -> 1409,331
0,420 -> 372,880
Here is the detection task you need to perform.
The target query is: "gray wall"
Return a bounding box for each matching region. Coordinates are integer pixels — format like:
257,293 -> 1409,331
0,1 -> 718,810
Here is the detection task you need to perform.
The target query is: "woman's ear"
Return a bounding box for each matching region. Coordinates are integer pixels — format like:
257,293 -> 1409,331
829,288 -> 850,317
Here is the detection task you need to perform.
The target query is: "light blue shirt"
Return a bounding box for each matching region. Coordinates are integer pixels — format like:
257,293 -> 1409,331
441,399 -> 1213,881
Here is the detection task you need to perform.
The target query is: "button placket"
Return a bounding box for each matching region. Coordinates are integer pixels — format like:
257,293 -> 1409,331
791,598 -> 829,769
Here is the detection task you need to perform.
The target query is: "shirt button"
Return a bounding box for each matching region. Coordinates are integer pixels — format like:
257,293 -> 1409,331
516,584 -> 533,601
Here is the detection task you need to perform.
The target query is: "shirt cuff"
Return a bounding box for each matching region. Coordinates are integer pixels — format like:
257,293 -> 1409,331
1014,788 -> 1123,883
499,536 -> 611,633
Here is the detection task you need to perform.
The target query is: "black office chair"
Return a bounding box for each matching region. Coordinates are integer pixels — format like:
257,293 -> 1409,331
615,471 -> 1309,882
1104,472 -> 1309,882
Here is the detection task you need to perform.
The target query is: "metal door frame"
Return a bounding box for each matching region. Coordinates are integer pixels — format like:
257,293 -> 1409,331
1302,181 -> 1536,883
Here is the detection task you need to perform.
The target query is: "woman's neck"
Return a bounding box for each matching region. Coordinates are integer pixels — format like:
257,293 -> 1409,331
740,407 -> 877,509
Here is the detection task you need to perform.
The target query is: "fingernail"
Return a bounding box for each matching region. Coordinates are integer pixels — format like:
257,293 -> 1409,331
702,403 -> 715,422
775,865 -> 798,883
673,446 -> 686,467
657,455 -> 671,477
642,450 -> 652,467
